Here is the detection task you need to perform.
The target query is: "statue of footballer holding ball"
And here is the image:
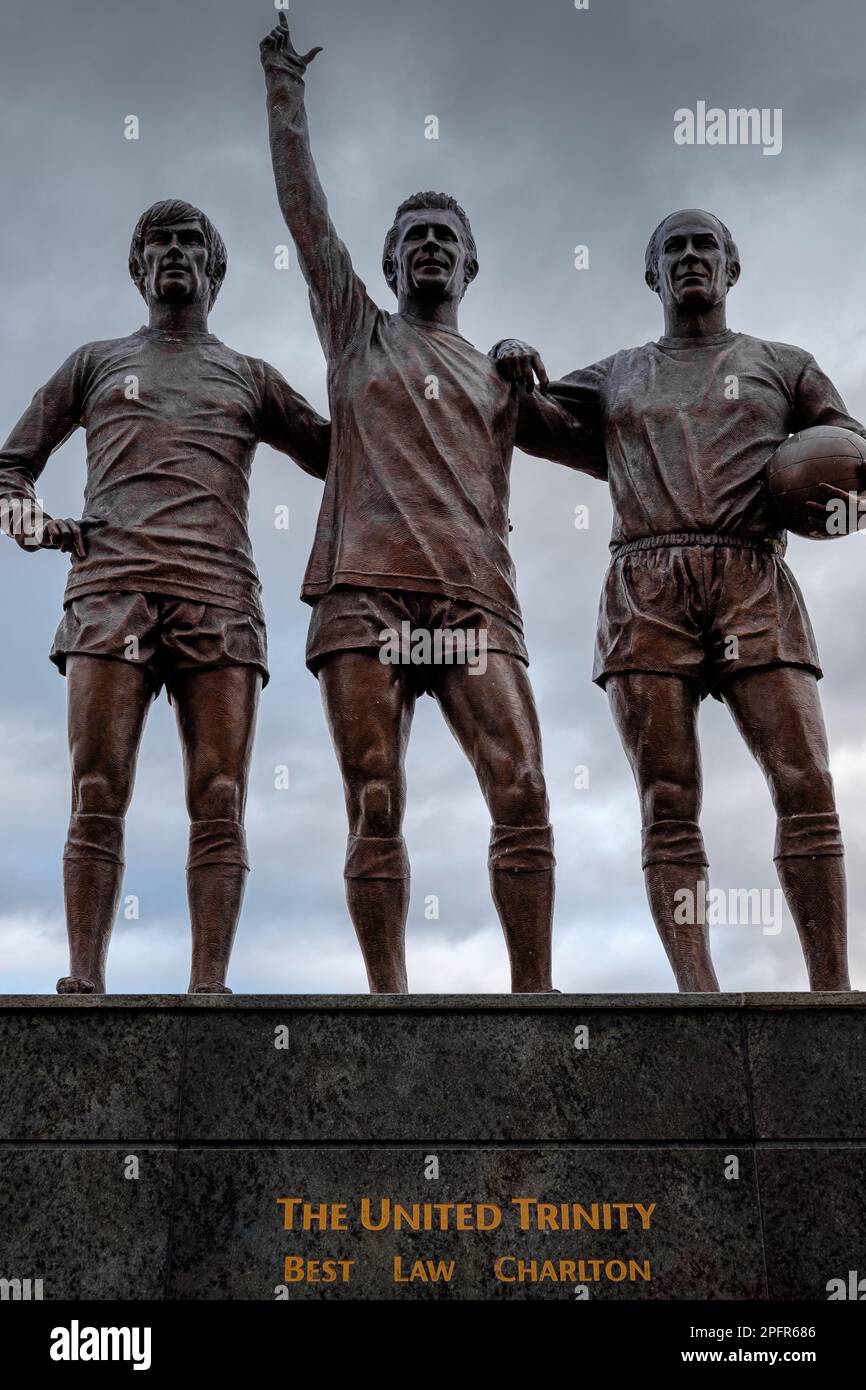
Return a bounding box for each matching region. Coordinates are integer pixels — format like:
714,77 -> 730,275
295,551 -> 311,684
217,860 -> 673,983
496,207 -> 866,993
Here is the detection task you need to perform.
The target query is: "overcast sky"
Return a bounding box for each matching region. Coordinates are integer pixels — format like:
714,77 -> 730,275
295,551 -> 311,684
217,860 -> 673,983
2,0 -> 866,995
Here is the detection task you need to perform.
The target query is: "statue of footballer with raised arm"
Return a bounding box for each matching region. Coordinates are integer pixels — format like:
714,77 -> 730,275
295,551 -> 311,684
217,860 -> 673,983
259,15 -> 604,994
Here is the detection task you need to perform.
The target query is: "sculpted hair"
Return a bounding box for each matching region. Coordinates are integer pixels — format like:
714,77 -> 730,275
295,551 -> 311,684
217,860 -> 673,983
382,191 -> 478,295
644,210 -> 739,288
128,200 -> 228,307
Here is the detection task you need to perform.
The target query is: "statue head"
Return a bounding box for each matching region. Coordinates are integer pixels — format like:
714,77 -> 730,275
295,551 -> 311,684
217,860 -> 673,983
644,208 -> 740,313
128,200 -> 227,311
382,191 -> 478,303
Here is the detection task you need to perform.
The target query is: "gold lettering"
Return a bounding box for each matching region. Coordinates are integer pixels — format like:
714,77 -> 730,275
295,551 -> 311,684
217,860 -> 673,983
361,1197 -> 391,1231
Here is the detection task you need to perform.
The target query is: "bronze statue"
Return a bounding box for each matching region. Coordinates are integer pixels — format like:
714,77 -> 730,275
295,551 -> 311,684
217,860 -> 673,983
260,16 -> 601,994
495,208 -> 864,992
0,200 -> 329,995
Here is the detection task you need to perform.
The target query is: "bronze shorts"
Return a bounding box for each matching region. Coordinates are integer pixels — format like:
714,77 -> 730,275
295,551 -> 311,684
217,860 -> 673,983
594,535 -> 822,700
50,592 -> 269,698
306,584 -> 528,693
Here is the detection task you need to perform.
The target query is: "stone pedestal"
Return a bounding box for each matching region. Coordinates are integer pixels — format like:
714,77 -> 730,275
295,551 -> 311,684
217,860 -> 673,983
0,994 -> 864,1299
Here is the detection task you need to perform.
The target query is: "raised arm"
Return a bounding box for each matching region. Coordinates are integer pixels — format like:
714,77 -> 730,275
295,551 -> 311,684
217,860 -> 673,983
0,348 -> 93,556
260,15 -> 371,358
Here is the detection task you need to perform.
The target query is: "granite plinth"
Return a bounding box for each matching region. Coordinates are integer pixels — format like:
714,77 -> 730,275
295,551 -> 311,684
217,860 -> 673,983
0,994 -> 863,1300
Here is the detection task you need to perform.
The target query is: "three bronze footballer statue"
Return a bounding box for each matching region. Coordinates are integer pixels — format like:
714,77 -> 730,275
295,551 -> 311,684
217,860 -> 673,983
0,15 -> 862,997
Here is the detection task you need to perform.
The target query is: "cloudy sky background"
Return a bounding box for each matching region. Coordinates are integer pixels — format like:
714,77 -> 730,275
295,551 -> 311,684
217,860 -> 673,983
2,0 -> 865,994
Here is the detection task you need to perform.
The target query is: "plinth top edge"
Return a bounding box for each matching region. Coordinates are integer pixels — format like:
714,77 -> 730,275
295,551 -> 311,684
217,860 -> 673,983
0,992 -> 864,1011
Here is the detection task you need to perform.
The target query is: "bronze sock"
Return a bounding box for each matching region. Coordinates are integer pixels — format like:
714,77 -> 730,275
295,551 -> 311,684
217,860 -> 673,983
775,812 -> 848,990
642,819 -> 717,992
488,823 -> 555,992
643,862 -> 719,992
60,812 -> 125,993
186,819 -> 250,993
344,834 -> 410,993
